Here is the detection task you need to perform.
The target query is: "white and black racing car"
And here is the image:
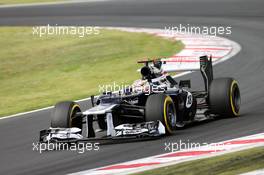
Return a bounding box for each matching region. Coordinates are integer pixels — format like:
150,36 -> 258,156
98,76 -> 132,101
39,55 -> 241,143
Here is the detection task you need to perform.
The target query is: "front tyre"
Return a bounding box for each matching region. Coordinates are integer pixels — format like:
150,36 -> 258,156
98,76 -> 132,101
209,78 -> 241,117
145,94 -> 177,134
51,101 -> 82,130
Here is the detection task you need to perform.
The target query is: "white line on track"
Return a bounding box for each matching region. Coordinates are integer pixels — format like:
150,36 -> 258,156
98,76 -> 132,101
240,169 -> 264,175
0,0 -> 109,8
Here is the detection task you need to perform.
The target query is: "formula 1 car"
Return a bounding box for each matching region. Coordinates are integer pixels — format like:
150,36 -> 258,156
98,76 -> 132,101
39,55 -> 241,143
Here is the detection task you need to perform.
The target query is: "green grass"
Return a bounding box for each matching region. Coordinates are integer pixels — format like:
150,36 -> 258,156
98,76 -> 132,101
0,27 -> 183,117
0,0 -> 61,5
136,146 -> 264,175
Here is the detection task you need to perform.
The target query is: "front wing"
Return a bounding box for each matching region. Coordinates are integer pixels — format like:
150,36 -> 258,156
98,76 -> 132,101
39,120 -> 165,144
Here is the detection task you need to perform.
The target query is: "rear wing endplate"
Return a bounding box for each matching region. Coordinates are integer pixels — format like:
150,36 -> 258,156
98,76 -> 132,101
200,55 -> 214,92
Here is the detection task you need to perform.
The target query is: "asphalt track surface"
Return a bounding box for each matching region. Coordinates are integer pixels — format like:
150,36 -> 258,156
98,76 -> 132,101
0,0 -> 264,174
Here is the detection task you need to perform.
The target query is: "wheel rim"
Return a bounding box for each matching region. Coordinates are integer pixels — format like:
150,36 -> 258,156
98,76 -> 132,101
70,105 -> 82,128
165,100 -> 177,132
232,84 -> 241,112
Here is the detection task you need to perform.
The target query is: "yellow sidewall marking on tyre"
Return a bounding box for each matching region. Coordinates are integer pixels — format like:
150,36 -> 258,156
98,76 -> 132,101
230,80 -> 239,116
69,104 -> 80,127
163,96 -> 173,134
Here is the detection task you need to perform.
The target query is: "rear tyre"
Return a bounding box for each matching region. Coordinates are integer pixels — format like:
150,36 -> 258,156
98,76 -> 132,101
209,78 -> 241,117
51,101 -> 82,130
145,94 -> 177,134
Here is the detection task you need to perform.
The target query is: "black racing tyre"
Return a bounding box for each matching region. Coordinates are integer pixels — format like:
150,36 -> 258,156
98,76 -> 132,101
209,78 -> 241,117
145,93 -> 177,134
97,114 -> 107,130
51,101 -> 82,130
